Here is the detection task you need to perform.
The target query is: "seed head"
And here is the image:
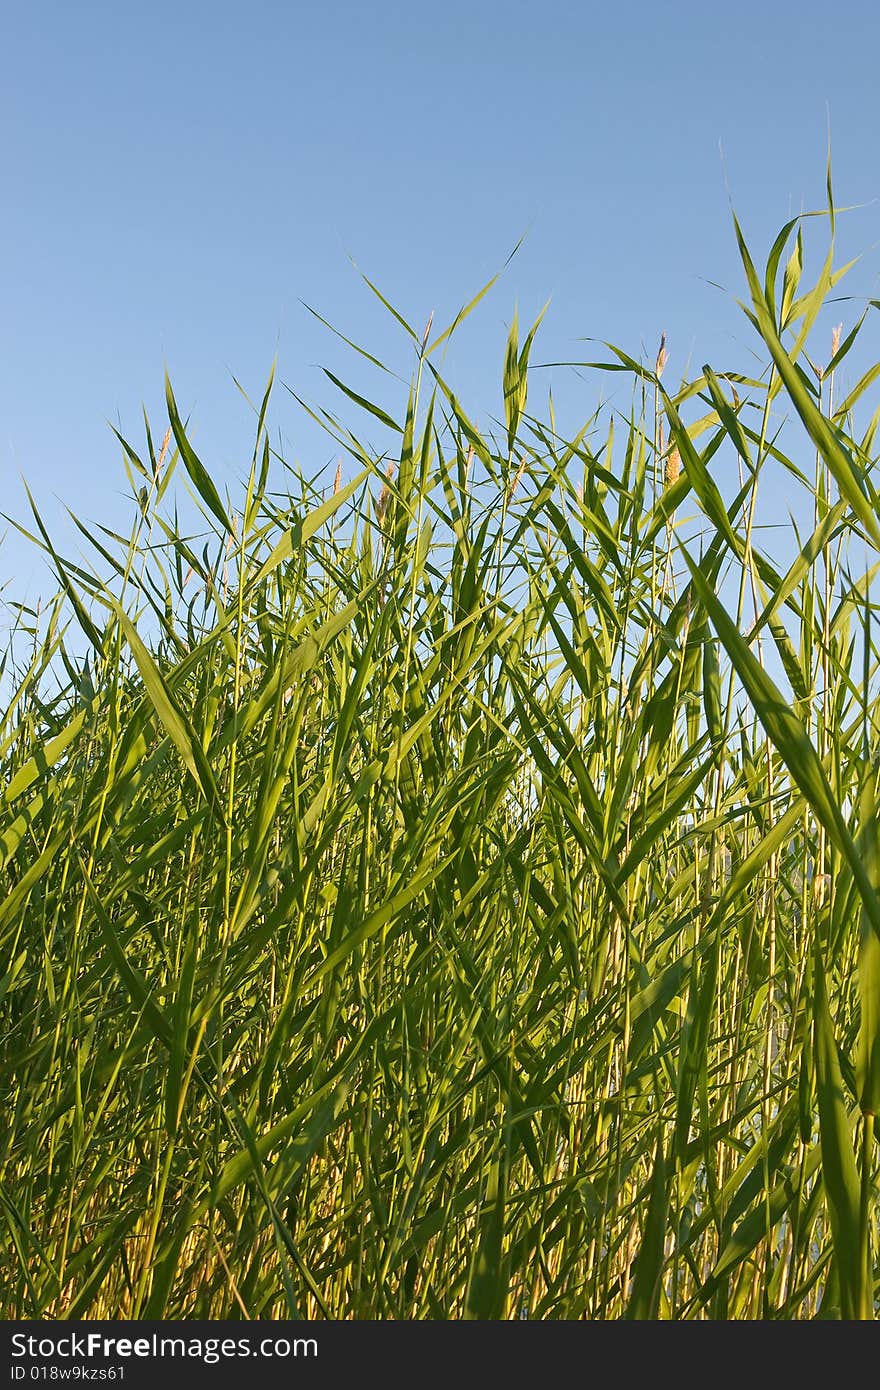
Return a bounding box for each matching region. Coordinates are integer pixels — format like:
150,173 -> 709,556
155,427 -> 172,478
655,333 -> 668,380
665,448 -> 682,488
509,456 -> 527,499
421,310 -> 434,354
334,460 -> 342,495
376,461 -> 395,523
831,323 -> 842,358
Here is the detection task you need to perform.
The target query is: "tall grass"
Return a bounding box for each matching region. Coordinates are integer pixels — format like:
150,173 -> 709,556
3,187 -> 880,1318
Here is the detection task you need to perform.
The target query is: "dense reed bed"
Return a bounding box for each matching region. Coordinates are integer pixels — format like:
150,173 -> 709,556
3,193 -> 880,1318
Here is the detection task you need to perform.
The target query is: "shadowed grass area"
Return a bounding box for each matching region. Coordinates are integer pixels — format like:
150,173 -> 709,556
3,185 -> 880,1318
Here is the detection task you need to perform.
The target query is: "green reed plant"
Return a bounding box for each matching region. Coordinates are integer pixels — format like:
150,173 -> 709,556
2,181 -> 880,1319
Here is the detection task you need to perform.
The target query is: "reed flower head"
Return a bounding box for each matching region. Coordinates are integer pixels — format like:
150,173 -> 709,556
665,447 -> 681,488
376,460 -> 395,522
509,456 -> 527,500
155,427 -> 172,478
421,310 -> 434,354
655,333 -> 668,380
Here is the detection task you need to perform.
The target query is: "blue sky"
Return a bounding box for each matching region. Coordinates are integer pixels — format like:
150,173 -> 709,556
3,0 -> 880,601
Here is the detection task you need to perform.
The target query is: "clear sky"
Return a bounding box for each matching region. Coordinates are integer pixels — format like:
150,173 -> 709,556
3,0 -> 880,602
